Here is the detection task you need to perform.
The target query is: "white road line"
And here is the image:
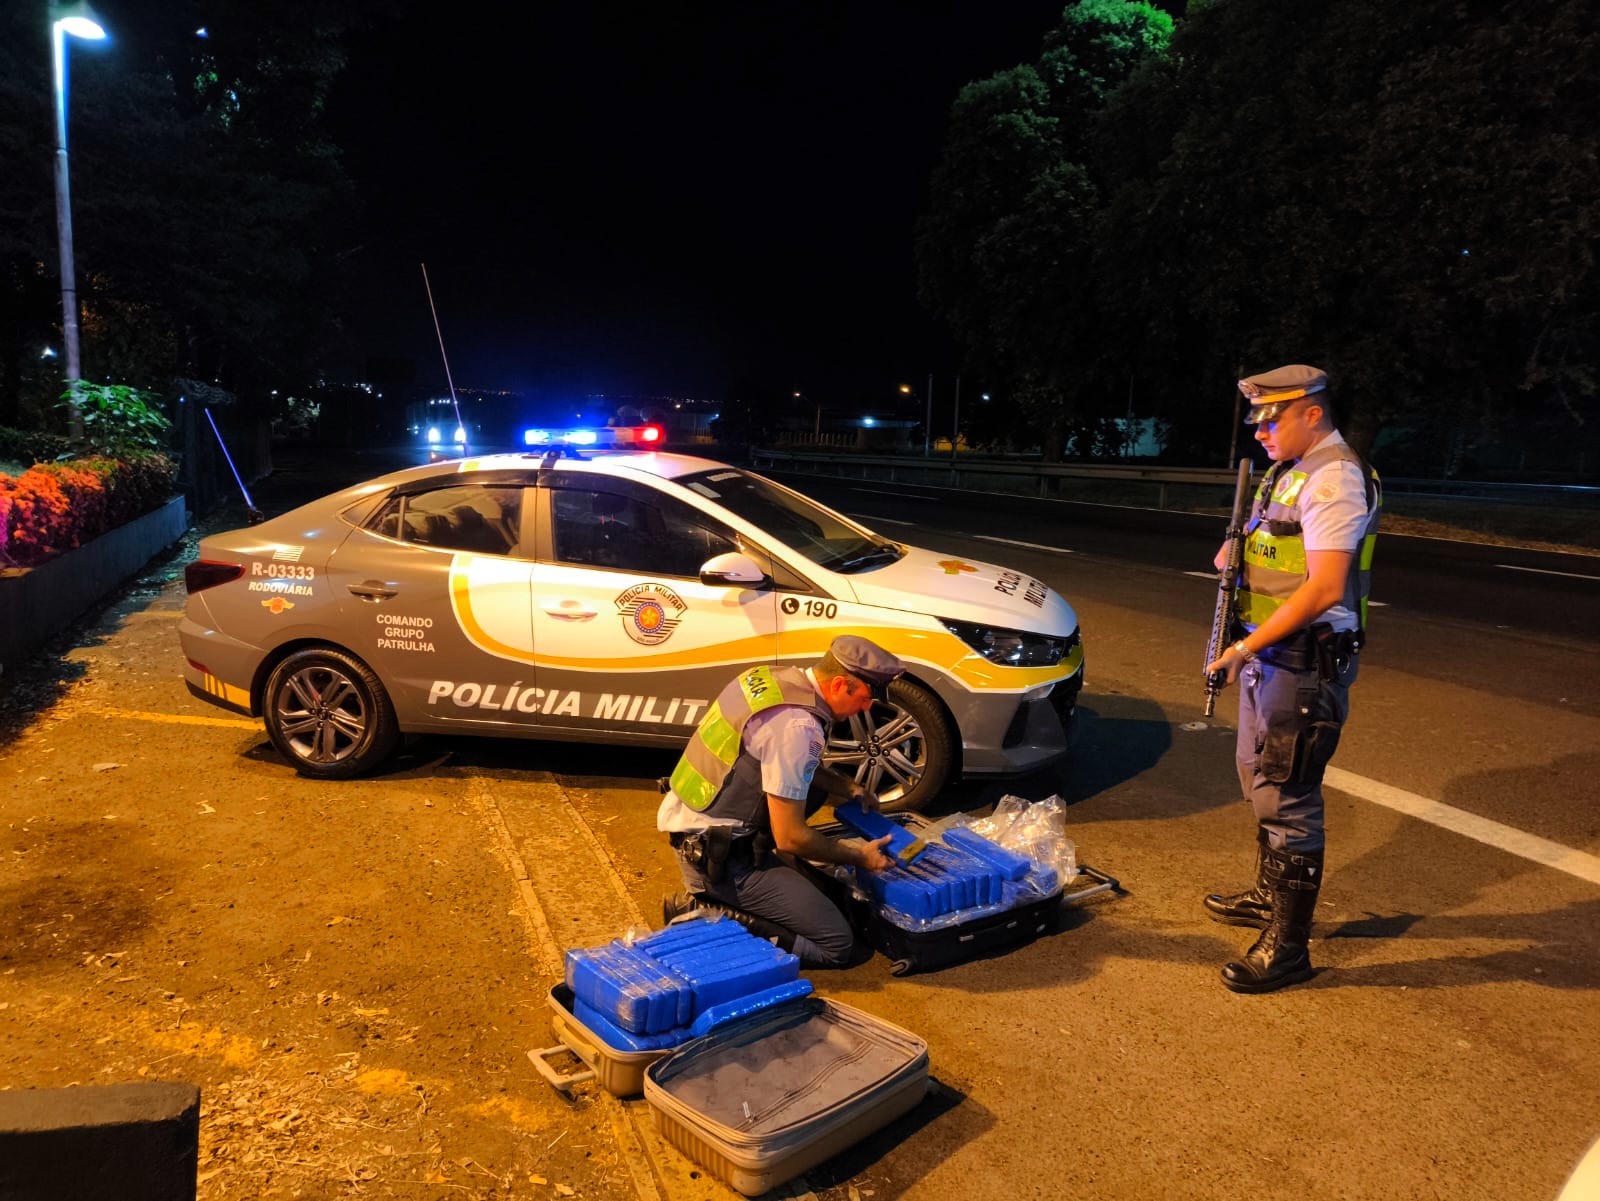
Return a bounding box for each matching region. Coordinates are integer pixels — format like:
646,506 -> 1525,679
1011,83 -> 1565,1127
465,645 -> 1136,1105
847,513 -> 915,526
1324,766 -> 1600,887
849,487 -> 919,498
1496,563 -> 1600,582
973,535 -> 1073,554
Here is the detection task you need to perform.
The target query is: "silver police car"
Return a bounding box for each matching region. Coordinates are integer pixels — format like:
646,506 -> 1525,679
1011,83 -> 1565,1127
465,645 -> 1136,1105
181,433 -> 1083,810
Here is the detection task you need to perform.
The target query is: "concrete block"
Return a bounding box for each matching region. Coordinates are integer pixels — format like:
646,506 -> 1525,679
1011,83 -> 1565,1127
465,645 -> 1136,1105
0,1081 -> 199,1201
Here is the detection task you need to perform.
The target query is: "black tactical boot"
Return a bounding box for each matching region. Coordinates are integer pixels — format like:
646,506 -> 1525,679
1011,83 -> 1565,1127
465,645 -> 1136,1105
1203,828 -> 1272,929
1220,844 -> 1323,994
660,891 -> 701,925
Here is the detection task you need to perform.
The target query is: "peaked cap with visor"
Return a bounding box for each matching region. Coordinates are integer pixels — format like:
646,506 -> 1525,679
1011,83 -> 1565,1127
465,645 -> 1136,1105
1239,364 -> 1329,424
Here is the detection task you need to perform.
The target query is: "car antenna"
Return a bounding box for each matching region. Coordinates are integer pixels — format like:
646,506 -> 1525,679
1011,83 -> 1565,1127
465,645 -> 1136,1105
420,262 -> 466,453
204,407 -> 264,525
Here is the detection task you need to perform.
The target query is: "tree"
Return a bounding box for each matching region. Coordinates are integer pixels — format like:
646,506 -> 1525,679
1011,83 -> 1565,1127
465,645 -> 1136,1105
0,1 -> 369,432
916,1 -> 1173,458
1094,0 -> 1600,468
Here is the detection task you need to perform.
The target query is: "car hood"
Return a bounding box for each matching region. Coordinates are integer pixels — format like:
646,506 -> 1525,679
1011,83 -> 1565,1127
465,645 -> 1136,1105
843,544 -> 1078,636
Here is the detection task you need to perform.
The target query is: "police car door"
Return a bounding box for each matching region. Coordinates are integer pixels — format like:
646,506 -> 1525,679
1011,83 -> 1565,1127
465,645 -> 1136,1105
530,475 -> 780,741
331,476 -> 539,730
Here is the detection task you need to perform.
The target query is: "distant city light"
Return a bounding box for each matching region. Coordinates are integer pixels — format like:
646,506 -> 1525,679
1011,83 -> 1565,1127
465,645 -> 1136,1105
863,416 -> 877,427
195,26 -> 208,37
41,346 -> 57,359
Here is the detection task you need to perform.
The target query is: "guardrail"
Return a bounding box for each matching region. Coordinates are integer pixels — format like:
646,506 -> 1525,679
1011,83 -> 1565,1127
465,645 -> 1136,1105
749,448 -> 1600,509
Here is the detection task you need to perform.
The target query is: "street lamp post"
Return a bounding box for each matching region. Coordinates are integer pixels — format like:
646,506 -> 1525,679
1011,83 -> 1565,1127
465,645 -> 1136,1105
50,2 -> 107,442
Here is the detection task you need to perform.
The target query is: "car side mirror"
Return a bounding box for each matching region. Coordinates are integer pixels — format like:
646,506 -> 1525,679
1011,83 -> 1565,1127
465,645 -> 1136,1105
699,551 -> 772,590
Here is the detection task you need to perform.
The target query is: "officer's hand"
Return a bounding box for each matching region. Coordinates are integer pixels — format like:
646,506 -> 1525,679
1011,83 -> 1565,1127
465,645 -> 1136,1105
856,834 -> 895,873
848,782 -> 880,813
1204,645 -> 1247,688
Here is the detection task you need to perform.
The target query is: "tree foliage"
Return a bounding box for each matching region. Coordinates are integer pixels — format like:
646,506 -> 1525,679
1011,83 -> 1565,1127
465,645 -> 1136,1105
917,0 -> 1172,458
0,1 -> 367,432
920,0 -> 1600,475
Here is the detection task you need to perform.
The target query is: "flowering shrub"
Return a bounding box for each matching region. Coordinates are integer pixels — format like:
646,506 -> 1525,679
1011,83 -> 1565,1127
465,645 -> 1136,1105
0,452 -> 176,568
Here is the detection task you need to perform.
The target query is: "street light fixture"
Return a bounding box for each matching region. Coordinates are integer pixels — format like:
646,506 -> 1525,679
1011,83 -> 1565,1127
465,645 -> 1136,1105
50,0 -> 107,441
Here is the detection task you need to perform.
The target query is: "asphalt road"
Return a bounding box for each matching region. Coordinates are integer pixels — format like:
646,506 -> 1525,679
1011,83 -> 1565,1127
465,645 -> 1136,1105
4,446 -> 1596,1201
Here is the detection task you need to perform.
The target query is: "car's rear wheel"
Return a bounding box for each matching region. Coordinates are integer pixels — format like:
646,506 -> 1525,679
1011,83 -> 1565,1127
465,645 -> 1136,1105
824,678 -> 953,813
263,648 -> 399,780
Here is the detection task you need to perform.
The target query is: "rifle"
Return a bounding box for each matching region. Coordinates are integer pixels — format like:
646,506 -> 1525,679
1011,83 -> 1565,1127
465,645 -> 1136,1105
1204,458 -> 1254,716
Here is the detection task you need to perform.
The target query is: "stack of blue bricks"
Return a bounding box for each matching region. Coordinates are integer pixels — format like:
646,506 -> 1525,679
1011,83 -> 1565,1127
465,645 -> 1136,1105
841,814 -> 1059,921
566,918 -> 800,1052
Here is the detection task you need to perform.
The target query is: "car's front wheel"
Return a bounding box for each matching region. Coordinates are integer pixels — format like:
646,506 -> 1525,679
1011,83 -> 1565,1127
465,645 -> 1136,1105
824,678 -> 953,813
262,648 -> 399,779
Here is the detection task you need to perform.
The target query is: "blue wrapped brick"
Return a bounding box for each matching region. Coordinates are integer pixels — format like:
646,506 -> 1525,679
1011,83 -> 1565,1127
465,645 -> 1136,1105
943,826 -> 1033,881
564,915 -> 803,1048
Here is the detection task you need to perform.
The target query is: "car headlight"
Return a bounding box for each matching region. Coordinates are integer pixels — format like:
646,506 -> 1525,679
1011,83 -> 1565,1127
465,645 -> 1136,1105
942,618 -> 1078,667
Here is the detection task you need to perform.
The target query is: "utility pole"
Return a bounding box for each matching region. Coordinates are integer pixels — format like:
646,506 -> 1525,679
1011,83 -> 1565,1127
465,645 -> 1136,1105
923,372 -> 933,457
1226,362 -> 1243,466
951,374 -> 961,461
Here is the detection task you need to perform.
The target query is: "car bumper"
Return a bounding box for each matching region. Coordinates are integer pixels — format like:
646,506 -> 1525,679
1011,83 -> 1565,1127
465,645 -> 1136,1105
955,668 -> 1082,777
179,615 -> 259,716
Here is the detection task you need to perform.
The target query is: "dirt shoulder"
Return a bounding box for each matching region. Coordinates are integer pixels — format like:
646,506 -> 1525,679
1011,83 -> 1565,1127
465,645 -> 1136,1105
0,567 -> 645,1199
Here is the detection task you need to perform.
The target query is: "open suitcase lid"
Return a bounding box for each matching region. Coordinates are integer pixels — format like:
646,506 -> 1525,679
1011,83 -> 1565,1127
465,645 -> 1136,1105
645,992 -> 929,1146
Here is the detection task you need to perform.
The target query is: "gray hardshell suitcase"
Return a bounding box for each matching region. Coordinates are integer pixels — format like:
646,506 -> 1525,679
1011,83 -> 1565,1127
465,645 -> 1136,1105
643,993 -> 929,1196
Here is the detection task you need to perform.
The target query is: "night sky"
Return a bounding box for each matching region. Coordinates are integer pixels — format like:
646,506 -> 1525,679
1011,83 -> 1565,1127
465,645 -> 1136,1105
326,3 -> 1073,405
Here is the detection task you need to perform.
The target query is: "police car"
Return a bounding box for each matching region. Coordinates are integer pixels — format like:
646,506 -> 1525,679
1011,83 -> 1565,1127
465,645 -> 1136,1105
180,428 -> 1084,810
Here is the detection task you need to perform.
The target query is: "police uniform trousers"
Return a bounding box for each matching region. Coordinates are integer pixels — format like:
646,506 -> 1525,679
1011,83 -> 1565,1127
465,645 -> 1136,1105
675,842 -> 856,969
1235,648 -> 1359,853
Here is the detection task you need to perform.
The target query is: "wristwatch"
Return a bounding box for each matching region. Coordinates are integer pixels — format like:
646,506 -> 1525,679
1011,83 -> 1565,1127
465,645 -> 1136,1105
1231,640 -> 1258,663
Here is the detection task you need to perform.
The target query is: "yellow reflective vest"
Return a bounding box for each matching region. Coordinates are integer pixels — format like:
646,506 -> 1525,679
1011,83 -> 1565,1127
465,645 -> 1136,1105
1237,440 -> 1381,633
668,665 -> 832,822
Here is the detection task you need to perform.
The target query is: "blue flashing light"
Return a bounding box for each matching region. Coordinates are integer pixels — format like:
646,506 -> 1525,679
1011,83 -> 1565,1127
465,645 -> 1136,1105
453,427 -> 467,444
566,430 -> 597,446
863,416 -> 877,427
524,428 -> 552,446
427,427 -> 441,444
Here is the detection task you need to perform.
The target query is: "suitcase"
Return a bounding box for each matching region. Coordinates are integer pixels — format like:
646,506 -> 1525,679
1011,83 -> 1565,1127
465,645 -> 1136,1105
820,812 -> 1120,976
643,992 -> 929,1196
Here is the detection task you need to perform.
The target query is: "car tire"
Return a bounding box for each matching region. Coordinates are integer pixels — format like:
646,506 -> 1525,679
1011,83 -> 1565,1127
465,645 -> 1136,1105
263,648 -> 400,780
824,678 -> 953,814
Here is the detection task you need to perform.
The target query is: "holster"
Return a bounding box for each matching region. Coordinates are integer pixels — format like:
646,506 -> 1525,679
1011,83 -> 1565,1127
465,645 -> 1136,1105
1311,622 -> 1362,682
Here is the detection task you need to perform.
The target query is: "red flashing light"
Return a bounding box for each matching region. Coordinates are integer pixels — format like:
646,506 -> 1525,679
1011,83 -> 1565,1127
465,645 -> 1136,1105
639,424 -> 663,443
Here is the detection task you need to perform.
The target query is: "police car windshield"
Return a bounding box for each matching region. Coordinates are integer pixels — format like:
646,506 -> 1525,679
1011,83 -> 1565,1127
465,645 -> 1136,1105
677,468 -> 901,572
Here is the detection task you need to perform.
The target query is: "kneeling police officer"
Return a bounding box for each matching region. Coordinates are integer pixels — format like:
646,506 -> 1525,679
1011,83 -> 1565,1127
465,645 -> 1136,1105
657,635 -> 902,967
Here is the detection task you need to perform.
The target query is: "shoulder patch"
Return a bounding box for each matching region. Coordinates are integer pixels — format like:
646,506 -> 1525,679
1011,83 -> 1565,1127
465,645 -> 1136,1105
1314,477 -> 1340,503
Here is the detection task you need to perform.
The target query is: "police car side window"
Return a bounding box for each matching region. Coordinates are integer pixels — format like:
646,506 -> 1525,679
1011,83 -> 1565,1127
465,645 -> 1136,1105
370,485 -> 522,555
552,488 -> 736,577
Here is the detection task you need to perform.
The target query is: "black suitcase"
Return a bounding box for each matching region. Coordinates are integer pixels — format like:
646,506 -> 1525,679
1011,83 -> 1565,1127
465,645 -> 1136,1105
816,813 -> 1120,976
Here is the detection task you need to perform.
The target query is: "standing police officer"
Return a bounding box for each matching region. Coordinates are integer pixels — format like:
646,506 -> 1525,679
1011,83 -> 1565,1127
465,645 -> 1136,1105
1203,365 -> 1380,993
657,636 -> 903,967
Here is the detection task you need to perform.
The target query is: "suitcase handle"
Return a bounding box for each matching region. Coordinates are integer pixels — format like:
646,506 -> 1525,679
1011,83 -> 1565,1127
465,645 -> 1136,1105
1064,863 -> 1120,904
527,1044 -> 596,1093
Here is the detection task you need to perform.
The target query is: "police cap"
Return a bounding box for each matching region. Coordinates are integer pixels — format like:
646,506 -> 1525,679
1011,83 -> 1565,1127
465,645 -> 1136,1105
819,635 -> 904,700
1239,364 -> 1328,424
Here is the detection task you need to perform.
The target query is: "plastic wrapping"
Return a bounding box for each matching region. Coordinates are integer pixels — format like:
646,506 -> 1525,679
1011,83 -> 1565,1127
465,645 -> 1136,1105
954,794 -> 1077,885
828,798 -> 1078,934
564,914 -> 800,1040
